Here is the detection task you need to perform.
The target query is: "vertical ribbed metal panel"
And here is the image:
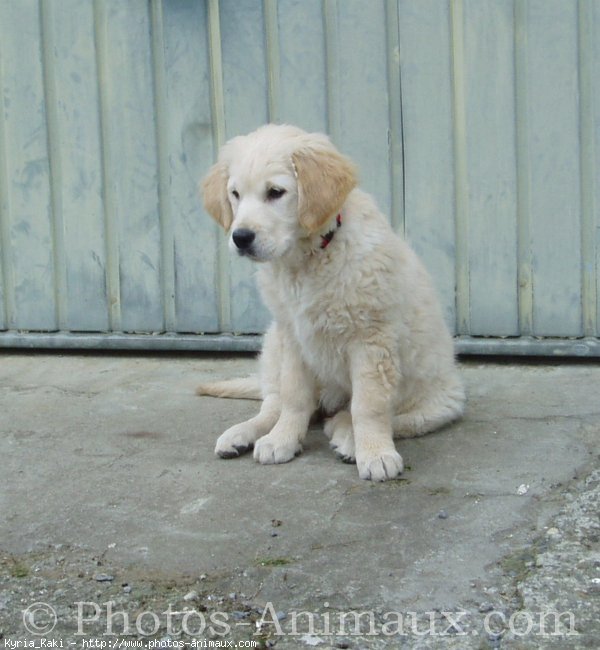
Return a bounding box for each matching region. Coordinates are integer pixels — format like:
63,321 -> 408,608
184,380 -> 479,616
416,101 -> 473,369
0,0 -> 598,352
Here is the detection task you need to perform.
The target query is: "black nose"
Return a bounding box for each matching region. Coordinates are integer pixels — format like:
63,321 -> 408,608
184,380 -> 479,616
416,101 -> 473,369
232,228 -> 256,250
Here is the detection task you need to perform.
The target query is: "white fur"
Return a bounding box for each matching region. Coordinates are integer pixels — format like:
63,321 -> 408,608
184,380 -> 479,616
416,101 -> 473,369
198,124 -> 465,481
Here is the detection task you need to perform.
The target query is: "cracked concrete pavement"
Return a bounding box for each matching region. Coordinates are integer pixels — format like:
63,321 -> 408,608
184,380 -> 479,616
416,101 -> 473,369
0,352 -> 599,648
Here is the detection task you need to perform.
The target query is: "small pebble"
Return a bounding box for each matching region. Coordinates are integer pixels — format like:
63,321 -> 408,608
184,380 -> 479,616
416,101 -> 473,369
199,573 -> 207,581
271,532 -> 279,537
478,602 -> 494,613
438,510 -> 449,519
276,610 -> 287,621
232,610 -> 249,620
94,573 -> 114,582
123,585 -> 132,594
228,592 -> 237,600
183,590 -> 198,602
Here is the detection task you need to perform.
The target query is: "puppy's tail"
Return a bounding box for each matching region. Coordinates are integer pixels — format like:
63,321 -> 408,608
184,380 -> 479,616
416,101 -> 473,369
195,376 -> 262,400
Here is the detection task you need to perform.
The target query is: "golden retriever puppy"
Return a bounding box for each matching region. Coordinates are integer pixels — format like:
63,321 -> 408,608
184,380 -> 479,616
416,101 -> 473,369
198,124 -> 464,481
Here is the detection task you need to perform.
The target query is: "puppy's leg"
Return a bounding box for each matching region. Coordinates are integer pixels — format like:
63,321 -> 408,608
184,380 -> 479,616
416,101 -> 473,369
253,339 -> 316,465
349,345 -> 404,481
215,324 -> 282,458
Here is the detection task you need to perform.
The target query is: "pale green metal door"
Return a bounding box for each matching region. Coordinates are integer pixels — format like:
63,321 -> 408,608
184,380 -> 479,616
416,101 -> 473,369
0,0 -> 598,355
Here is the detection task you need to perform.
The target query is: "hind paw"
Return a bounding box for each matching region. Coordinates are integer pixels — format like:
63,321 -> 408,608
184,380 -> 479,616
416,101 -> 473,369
324,411 -> 356,463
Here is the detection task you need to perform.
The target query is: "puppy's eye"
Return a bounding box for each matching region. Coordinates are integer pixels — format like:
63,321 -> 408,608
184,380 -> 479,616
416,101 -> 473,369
267,187 -> 286,200
231,189 -> 240,200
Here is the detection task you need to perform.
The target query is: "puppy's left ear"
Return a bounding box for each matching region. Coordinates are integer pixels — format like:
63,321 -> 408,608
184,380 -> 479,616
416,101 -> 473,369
292,142 -> 358,234
201,162 -> 233,230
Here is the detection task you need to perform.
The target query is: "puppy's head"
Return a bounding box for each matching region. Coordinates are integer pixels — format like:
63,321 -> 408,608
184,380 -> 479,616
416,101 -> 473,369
201,124 -> 357,262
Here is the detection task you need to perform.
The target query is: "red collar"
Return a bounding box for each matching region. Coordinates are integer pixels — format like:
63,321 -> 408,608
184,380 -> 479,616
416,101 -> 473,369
320,214 -> 342,249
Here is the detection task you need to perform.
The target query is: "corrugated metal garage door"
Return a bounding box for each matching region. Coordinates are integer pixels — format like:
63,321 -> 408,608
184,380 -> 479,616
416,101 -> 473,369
0,0 -> 598,355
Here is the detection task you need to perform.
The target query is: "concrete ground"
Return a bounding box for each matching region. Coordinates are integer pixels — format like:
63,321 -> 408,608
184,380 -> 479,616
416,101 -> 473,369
0,352 -> 598,649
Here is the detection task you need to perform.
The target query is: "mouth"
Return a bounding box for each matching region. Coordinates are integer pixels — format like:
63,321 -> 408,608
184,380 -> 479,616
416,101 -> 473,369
236,246 -> 251,256
236,247 -> 265,262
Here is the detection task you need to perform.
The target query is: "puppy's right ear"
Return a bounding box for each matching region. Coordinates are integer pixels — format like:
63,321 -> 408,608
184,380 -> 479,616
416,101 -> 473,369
292,142 -> 358,234
201,162 -> 233,230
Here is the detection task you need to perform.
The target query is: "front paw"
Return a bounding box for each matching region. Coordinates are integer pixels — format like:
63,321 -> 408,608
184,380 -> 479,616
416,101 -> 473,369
356,448 -> 404,481
253,433 -> 302,465
215,423 -> 257,459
